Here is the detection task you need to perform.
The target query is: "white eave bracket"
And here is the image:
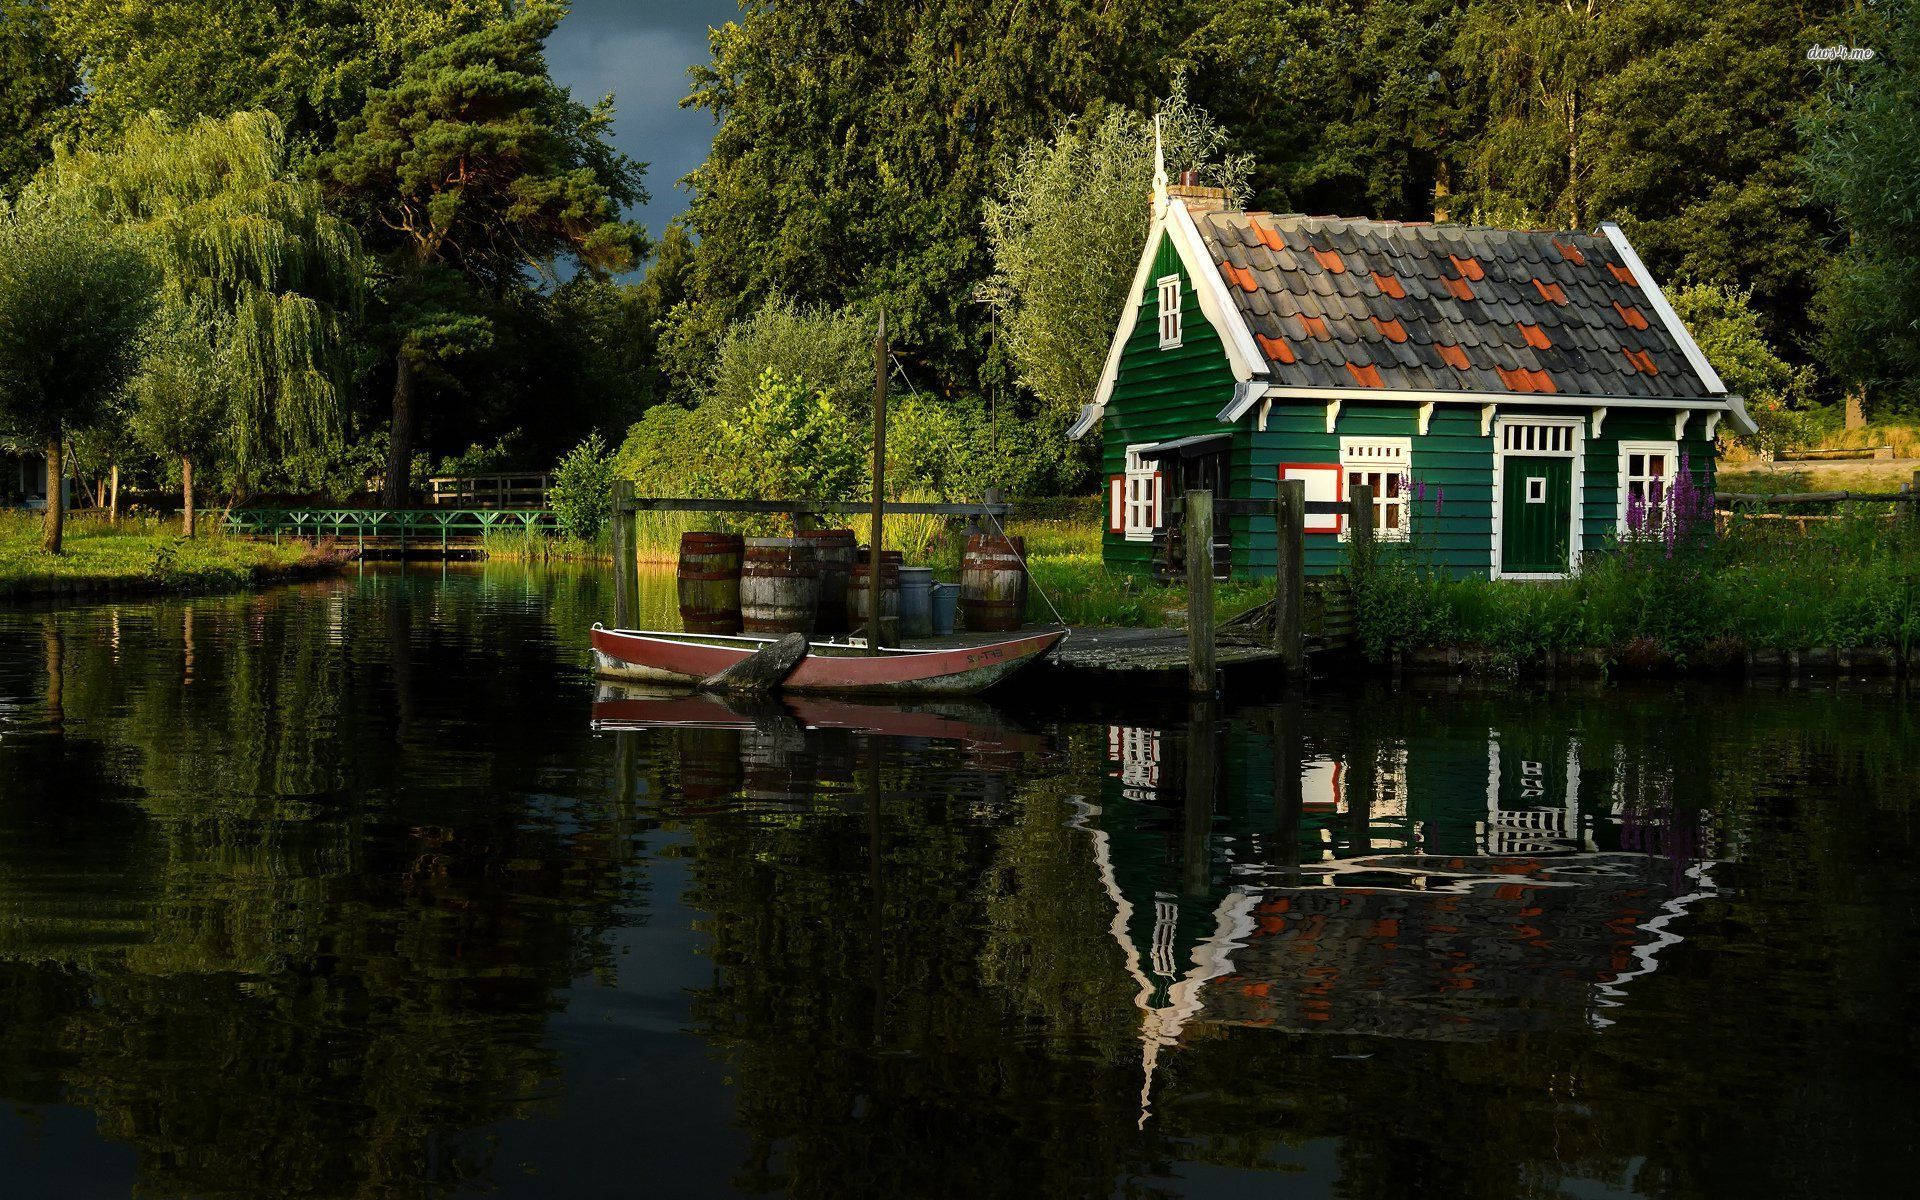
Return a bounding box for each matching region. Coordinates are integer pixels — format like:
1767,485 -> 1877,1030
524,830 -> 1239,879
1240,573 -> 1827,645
1417,401 -> 1435,435
1066,403 -> 1101,441
1481,403 -> 1497,437
1591,407 -> 1607,438
1325,398 -> 1342,434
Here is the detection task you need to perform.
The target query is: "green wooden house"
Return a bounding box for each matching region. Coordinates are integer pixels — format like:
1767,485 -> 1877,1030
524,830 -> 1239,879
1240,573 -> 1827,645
1073,166 -> 1757,580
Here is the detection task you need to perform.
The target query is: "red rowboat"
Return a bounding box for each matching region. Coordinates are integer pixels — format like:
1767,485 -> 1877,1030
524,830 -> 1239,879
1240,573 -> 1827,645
589,625 -> 1064,696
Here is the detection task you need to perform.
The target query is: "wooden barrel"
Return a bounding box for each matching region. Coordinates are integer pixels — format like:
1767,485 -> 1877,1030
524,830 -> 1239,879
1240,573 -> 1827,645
677,531 -> 743,633
741,538 -> 820,635
847,548 -> 902,645
800,528 -> 857,633
961,533 -> 1028,632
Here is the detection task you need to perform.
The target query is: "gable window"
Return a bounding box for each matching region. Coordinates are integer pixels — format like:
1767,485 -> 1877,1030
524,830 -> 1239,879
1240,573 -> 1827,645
1156,275 -> 1182,349
1617,440 -> 1678,535
1339,436 -> 1411,542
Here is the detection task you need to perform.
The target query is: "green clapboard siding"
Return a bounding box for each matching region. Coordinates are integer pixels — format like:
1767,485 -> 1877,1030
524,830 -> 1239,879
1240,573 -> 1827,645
1100,233 -> 1239,571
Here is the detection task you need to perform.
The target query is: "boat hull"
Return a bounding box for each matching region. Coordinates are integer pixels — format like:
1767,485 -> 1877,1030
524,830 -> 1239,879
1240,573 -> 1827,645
589,627 -> 1064,696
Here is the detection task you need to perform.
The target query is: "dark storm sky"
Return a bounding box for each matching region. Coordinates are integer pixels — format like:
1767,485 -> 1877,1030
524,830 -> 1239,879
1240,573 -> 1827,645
545,0 -> 742,237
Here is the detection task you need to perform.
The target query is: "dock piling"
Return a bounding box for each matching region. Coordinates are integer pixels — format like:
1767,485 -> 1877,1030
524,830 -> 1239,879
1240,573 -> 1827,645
611,479 -> 639,629
1184,489 -> 1216,696
1273,479 -> 1305,672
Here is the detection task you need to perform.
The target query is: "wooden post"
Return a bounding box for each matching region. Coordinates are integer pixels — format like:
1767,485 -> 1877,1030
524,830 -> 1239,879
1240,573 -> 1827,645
1909,470 -> 1920,533
866,312 -> 889,652
1274,479 -> 1305,672
1347,482 -> 1375,589
611,479 -> 638,629
1185,489 -> 1215,695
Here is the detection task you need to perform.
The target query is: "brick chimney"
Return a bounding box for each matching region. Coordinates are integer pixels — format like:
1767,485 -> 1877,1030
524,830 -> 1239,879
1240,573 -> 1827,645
1166,169 -> 1230,214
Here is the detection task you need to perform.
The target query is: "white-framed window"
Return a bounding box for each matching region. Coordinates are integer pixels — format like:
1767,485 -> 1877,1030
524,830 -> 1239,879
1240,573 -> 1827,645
1157,274 -> 1182,349
1338,436 -> 1411,542
1617,440 -> 1678,536
1122,446 -> 1162,541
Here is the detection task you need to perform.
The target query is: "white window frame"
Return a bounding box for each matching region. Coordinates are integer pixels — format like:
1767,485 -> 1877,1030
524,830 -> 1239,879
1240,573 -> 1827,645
1156,274 -> 1182,349
1616,440 -> 1679,537
1490,415 -> 1585,581
1338,436 -> 1411,543
1122,445 -> 1162,543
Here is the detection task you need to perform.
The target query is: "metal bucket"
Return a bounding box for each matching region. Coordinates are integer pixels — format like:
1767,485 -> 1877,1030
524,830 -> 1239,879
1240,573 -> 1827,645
898,566 -> 934,639
929,582 -> 959,636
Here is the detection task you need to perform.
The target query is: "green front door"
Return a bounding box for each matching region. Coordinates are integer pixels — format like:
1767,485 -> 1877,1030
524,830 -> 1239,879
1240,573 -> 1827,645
1501,457 -> 1572,574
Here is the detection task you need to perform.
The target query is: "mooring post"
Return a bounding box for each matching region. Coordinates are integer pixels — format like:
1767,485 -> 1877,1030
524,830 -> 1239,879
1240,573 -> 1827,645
1185,489 -> 1215,696
866,312 -> 889,653
1909,469 -> 1920,532
611,479 -> 638,629
1274,479 -> 1306,672
1347,482 -> 1375,587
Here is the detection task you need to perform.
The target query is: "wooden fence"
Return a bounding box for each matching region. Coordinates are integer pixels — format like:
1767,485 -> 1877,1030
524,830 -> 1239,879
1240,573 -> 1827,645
426,473 -> 553,508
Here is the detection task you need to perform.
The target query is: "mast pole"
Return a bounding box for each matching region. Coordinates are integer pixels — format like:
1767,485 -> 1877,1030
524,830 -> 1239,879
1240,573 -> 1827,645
867,312 -> 888,654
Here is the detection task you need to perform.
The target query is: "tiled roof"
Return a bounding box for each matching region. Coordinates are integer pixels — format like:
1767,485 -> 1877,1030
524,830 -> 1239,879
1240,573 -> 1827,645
1194,211 -> 1713,399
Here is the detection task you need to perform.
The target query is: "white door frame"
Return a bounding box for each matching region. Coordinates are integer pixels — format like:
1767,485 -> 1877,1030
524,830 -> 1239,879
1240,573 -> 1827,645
1490,415 -> 1585,581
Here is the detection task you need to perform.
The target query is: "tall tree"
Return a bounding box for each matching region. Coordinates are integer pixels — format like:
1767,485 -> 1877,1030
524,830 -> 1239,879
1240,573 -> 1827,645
671,0 -> 1179,398
42,110 -> 364,501
1805,3 -> 1919,413
0,0 -> 80,194
0,203 -> 156,552
320,1 -> 645,503
49,0 -> 510,147
1180,0 -> 1466,221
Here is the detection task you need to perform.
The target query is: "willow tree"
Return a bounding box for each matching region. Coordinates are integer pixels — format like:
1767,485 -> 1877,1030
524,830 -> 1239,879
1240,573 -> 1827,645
0,202 -> 156,553
40,110 -> 363,519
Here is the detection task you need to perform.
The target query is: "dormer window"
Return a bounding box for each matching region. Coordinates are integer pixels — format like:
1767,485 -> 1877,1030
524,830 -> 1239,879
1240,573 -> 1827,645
1157,275 -> 1182,349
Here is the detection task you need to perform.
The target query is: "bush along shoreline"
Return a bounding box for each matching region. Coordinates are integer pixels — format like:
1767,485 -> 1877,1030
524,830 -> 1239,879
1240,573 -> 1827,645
1344,487 -> 1920,678
0,514 -> 351,601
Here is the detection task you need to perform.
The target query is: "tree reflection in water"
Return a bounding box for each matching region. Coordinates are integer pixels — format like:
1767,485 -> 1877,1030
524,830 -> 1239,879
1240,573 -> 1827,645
0,569 -> 1914,1199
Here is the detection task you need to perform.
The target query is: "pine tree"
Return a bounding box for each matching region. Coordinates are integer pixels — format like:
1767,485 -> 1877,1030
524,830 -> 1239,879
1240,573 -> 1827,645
321,1 -> 644,503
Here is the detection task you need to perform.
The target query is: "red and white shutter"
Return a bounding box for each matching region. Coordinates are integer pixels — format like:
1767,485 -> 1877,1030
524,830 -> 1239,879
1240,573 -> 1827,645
1108,475 -> 1125,533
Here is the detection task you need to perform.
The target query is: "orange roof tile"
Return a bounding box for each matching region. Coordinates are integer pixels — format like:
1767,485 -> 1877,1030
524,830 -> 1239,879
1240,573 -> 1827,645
1552,238 -> 1586,266
1345,362 -> 1384,387
1623,348 -> 1658,375
1442,274 -> 1475,301
1613,301 -> 1649,330
1448,254 -> 1485,281
1608,262 -> 1636,285
1312,247 -> 1346,274
1436,343 -> 1470,370
1371,271 -> 1405,298
1533,278 -> 1568,305
1519,323 -> 1551,349
1251,219 -> 1286,251
1372,317 -> 1408,343
1496,365 -> 1558,393
1297,314 -> 1330,340
1256,333 -> 1295,364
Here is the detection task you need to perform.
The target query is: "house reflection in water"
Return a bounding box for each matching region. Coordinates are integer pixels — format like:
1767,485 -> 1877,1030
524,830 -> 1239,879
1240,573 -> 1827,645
1088,704 -> 1726,1125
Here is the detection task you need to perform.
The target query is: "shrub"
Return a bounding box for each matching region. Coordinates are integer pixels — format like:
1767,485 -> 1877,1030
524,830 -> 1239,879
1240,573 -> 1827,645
549,433 -> 615,540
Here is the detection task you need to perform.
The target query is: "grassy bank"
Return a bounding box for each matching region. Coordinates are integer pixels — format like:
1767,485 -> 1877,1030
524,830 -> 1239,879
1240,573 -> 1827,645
0,513 -> 333,600
1351,510 -> 1920,668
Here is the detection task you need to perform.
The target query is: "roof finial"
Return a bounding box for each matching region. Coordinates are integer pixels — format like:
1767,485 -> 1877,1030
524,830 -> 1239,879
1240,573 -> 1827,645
1152,113 -> 1168,220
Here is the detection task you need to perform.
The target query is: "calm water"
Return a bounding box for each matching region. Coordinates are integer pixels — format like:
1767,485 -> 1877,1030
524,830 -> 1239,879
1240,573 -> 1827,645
1,565 -> 1915,1198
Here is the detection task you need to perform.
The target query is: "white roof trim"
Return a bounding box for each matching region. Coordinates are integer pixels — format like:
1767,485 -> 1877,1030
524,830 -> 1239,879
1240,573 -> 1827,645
1723,394 -> 1758,437
1166,201 -> 1267,384
1599,221 -> 1726,395
1230,383 -> 1740,413
1082,213 -> 1170,436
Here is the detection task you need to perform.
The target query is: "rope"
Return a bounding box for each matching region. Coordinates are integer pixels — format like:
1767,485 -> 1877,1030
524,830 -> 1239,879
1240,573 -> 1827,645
982,506 -> 1070,632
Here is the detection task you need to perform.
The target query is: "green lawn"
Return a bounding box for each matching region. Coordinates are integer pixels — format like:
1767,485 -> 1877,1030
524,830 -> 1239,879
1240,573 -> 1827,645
0,512 -> 322,599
